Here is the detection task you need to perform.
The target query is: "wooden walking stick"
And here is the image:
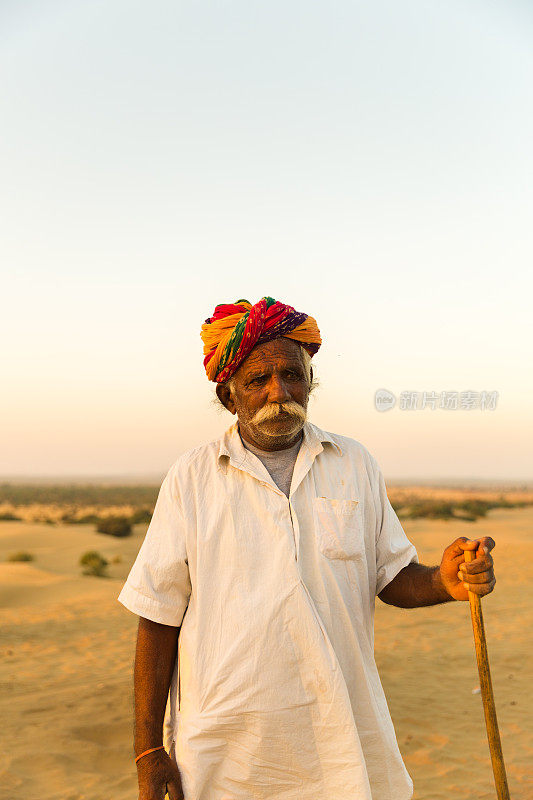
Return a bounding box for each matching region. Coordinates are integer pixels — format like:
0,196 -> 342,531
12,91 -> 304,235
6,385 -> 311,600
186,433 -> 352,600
464,549 -> 510,799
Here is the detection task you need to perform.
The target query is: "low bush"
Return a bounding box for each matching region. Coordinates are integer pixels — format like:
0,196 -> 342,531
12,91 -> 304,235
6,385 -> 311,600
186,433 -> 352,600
7,551 -> 34,562
398,496 -> 527,522
96,516 -> 132,537
404,501 -> 457,521
80,550 -> 108,577
130,507 -> 153,524
454,499 -> 492,520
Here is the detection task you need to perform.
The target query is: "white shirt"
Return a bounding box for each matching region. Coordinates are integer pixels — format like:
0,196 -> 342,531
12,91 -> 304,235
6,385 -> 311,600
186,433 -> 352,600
118,421 -> 418,800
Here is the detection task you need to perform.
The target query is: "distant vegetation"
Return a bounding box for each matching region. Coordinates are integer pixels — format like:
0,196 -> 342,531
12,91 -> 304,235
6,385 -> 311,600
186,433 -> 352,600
7,551 -> 34,562
0,484 -> 158,507
0,483 -> 531,528
129,508 -> 154,524
392,496 -> 528,522
0,483 -> 156,526
80,550 -> 108,577
0,511 -> 21,521
96,516 -> 132,537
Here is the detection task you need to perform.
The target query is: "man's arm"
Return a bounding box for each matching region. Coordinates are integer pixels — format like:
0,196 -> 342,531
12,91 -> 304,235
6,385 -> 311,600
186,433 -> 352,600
378,536 -> 496,608
134,616 -> 184,800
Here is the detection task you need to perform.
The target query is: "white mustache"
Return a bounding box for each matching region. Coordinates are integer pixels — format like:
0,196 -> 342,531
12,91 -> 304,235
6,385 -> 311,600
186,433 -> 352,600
251,401 -> 306,427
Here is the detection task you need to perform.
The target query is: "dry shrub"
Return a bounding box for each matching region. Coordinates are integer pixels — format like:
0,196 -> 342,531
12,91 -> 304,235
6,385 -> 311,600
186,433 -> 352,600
80,551 -> 108,577
96,516 -> 132,537
7,551 -> 34,562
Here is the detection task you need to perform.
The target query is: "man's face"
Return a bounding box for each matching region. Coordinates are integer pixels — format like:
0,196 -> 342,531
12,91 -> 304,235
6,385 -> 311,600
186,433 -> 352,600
216,338 -> 312,451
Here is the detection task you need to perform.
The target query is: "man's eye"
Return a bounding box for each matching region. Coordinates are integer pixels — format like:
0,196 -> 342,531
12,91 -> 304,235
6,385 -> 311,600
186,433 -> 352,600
249,376 -> 267,386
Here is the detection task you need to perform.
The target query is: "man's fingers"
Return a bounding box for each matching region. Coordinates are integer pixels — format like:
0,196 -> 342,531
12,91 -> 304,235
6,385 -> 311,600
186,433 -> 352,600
456,537 -> 481,553
457,536 -> 496,557
441,536 -> 498,600
458,554 -> 493,575
462,577 -> 496,596
478,536 -> 496,553
165,762 -> 185,800
457,569 -> 493,585
446,536 -> 497,564
165,779 -> 184,800
446,537 -> 478,561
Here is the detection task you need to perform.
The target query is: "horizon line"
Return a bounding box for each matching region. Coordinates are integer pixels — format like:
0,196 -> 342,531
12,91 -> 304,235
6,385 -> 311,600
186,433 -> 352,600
1,474 -> 532,489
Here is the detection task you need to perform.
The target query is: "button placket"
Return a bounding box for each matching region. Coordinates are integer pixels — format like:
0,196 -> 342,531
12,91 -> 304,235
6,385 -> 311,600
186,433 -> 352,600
288,497 -> 300,560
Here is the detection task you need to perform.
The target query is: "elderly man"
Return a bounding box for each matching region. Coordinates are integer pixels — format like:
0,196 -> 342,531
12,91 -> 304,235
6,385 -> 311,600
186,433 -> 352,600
118,297 -> 496,800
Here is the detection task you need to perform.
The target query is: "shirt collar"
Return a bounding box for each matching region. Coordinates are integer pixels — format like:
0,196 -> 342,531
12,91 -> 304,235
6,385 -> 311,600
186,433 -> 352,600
304,421 -> 343,456
217,420 -> 342,467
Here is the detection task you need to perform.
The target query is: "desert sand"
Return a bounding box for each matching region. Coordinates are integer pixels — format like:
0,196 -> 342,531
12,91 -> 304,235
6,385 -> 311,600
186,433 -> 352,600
0,507 -> 531,799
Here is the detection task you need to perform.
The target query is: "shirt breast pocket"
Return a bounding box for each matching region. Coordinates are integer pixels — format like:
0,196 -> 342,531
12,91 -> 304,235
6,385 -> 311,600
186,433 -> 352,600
313,497 -> 364,561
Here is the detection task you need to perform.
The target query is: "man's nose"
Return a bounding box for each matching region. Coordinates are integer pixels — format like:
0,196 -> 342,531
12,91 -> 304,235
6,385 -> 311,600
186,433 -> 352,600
268,375 -> 291,403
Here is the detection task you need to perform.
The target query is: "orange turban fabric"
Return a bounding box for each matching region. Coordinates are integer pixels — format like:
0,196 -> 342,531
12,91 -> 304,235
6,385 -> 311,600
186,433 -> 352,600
201,297 -> 322,383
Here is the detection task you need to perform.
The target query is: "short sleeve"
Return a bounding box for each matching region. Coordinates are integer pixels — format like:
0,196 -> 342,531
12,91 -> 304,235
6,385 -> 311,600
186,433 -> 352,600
371,457 -> 419,596
117,467 -> 191,626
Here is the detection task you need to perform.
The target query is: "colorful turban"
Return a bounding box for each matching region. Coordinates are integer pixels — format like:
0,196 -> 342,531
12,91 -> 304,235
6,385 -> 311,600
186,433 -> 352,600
201,296 -> 322,383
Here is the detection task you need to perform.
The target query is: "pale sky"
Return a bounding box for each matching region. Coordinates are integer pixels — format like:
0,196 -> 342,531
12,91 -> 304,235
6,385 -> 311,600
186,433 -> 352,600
1,0 -> 532,480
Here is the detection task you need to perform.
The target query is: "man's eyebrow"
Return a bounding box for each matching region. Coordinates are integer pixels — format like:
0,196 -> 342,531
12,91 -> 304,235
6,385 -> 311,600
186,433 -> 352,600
245,363 -> 303,379
244,369 -> 269,380
280,363 -> 305,373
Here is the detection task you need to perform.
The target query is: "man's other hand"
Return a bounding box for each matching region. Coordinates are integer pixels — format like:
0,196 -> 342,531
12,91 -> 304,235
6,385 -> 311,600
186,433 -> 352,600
439,536 -> 496,601
137,748 -> 184,800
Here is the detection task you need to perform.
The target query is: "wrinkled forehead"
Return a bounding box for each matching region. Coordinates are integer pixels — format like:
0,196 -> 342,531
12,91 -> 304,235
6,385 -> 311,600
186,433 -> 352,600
239,338 -> 306,374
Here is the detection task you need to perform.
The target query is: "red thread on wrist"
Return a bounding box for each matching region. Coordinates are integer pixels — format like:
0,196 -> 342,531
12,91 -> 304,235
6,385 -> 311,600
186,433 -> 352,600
135,745 -> 165,764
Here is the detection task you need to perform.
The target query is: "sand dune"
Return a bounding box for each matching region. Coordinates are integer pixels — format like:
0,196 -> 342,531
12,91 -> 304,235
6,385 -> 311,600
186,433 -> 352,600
0,508 -> 532,799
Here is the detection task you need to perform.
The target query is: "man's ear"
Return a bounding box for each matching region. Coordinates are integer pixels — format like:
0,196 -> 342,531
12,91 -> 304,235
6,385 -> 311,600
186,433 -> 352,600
216,383 -> 237,414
